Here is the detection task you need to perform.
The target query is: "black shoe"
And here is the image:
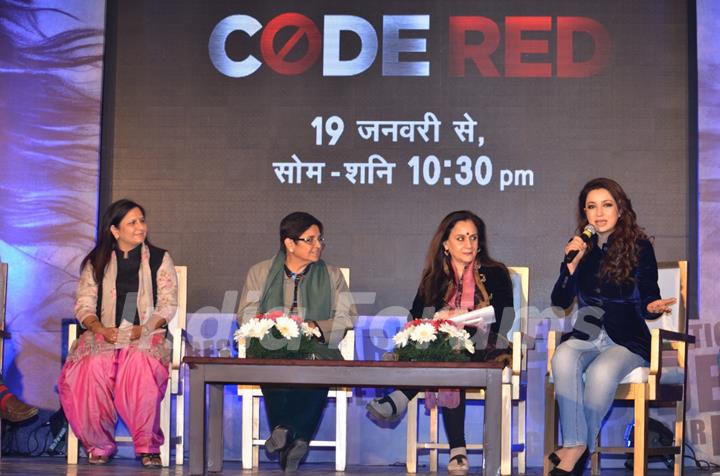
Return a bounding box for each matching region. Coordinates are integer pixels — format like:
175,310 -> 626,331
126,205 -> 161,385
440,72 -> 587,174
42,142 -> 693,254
572,448 -> 589,475
280,438 -> 309,472
265,426 -> 292,455
548,451 -> 561,466
548,448 -> 588,476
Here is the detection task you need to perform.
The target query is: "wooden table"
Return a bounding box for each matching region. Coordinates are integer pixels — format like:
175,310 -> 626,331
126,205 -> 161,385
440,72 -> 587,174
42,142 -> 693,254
184,357 -> 504,476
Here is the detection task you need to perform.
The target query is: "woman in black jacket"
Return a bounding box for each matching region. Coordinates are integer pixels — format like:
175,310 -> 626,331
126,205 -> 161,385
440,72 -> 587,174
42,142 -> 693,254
367,210 -> 515,475
548,178 -> 675,475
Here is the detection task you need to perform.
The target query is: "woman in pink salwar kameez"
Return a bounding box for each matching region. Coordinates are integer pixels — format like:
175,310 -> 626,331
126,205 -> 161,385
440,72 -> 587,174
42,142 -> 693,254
58,199 -> 177,468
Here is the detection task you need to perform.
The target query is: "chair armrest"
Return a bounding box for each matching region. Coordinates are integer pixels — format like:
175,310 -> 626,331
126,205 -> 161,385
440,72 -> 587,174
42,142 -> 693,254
649,328 -> 694,377
657,329 -> 695,344
68,323 -> 79,348
170,327 -> 185,371
510,331 -> 537,376
237,336 -> 246,359
339,329 -> 355,361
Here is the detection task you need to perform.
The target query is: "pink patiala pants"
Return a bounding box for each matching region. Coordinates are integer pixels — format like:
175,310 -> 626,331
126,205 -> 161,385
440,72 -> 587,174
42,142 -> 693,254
58,334 -> 169,457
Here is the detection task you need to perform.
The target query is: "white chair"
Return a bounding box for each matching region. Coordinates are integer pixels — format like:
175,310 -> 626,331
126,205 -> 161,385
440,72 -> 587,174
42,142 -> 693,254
543,261 -> 694,476
406,266 -> 530,474
237,268 -> 353,471
67,265 -> 187,467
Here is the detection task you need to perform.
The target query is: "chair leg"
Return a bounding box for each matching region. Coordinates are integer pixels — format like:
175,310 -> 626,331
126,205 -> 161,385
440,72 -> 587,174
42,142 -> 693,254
591,433 -> 600,475
176,390 -> 185,465
240,389 -> 254,470
501,383 -> 512,475
429,403 -> 439,472
67,424 -> 79,465
252,395 -> 261,467
543,381 -> 557,476
633,384 -> 649,476
674,399 -> 685,476
518,398 -> 527,474
335,388 -> 348,471
160,383 -> 171,467
406,396 -> 419,473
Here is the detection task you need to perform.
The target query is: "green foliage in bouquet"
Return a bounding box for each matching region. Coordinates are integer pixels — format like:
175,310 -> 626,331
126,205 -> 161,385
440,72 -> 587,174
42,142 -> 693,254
236,312 -> 322,360
246,327 -> 316,360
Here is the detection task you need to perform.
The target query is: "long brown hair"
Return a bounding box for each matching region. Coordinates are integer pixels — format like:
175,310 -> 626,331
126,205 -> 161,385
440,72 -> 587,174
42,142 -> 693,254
418,210 -> 505,306
576,178 -> 648,284
80,199 -> 149,283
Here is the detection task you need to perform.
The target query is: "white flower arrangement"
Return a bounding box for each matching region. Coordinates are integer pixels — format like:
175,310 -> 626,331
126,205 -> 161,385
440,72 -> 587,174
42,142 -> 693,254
234,311 -> 321,359
392,319 -> 475,361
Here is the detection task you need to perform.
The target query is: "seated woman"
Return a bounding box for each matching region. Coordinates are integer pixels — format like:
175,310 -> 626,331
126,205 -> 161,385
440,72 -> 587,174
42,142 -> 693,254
367,210 -> 515,475
548,178 -> 675,475
58,199 -> 178,468
237,211 -> 356,472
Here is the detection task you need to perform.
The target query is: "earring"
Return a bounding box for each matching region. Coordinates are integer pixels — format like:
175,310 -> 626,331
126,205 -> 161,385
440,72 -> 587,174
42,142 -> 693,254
443,249 -> 449,256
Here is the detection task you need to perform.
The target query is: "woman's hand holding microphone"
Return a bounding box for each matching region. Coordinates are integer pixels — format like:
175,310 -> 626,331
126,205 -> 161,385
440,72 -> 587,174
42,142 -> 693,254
564,235 -> 588,275
563,224 -> 596,275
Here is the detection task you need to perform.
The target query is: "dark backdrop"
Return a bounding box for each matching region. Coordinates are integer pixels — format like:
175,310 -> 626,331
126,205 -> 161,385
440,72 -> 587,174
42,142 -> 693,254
101,0 -> 689,315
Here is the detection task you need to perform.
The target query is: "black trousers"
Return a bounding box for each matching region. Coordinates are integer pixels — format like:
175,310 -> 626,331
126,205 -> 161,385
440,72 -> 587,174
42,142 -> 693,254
261,386 -> 329,440
402,389 -> 467,449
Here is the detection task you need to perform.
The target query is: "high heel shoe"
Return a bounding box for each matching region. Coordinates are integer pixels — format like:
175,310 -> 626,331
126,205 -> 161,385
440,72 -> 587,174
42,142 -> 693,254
572,448 -> 590,475
548,451 -> 561,466
548,448 -> 589,476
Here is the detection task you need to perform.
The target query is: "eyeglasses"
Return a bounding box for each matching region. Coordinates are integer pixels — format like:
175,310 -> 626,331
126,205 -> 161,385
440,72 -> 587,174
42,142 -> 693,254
294,236 -> 325,246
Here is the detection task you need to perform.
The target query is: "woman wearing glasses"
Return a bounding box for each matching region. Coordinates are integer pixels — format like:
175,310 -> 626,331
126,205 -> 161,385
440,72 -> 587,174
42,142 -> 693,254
367,210 -> 515,475
237,212 -> 356,472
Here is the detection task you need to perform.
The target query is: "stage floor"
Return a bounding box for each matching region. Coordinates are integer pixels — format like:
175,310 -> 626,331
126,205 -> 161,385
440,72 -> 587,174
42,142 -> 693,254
0,457 -> 714,476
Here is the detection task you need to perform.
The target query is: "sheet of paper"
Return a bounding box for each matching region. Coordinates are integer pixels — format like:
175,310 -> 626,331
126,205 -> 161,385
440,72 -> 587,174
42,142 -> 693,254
447,306 -> 496,326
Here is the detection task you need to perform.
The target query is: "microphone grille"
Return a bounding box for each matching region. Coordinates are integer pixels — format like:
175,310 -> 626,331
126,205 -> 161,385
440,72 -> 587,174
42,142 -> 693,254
584,224 -> 597,235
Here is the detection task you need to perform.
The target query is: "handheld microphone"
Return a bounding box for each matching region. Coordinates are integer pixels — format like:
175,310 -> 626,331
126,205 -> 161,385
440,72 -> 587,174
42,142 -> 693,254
564,224 -> 596,263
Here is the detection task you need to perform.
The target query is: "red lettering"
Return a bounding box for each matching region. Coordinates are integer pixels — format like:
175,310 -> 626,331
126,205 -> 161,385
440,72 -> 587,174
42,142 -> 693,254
260,13 -> 321,75
557,17 -> 611,77
448,16 -> 500,77
505,17 -> 552,78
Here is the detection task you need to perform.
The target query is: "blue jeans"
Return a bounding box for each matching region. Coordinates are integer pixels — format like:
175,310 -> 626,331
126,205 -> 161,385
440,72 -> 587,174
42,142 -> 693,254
551,329 -> 647,450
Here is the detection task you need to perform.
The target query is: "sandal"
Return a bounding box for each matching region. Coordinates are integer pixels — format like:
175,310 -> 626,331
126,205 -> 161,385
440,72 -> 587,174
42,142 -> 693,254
88,453 -> 109,465
447,454 -> 469,475
140,453 -> 162,468
366,391 -> 408,421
